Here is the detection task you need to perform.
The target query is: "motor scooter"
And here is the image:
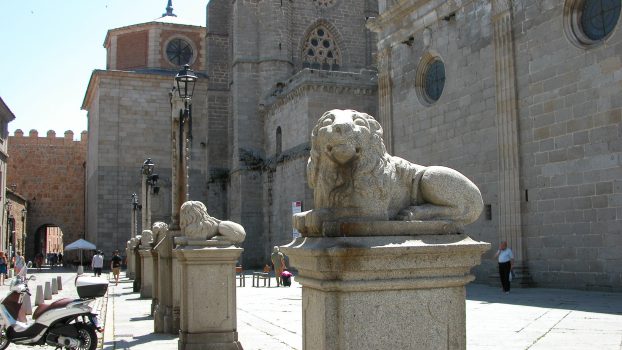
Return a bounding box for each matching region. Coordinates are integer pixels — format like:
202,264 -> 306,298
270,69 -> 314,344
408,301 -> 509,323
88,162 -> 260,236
0,264 -> 105,350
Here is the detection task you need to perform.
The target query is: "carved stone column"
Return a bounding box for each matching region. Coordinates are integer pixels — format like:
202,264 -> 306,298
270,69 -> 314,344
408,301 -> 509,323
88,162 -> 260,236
377,46 -> 394,154
492,0 -> 530,282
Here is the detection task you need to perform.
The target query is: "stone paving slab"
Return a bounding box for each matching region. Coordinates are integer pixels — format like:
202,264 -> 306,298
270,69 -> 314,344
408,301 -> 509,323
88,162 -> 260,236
101,272 -> 622,350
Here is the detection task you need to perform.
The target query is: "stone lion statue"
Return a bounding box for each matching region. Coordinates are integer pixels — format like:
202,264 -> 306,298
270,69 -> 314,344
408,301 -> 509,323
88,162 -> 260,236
140,230 -> 154,246
180,201 -> 246,244
152,221 -> 169,244
293,109 -> 484,236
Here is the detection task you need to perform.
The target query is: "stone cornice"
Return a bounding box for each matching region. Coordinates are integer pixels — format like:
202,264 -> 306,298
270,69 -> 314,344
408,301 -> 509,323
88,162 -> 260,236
261,69 -> 377,115
367,0 -> 476,50
81,69 -> 208,110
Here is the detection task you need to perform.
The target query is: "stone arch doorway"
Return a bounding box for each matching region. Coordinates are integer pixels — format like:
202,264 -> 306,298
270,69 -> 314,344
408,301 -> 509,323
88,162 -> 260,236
29,224 -> 65,262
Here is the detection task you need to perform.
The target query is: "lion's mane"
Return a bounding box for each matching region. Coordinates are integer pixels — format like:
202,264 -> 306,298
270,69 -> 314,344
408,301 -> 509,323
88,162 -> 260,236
308,110 -> 415,219
180,201 -> 220,240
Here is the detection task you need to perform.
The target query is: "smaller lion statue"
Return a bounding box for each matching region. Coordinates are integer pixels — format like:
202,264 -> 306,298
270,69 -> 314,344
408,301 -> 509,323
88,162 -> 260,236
294,109 -> 484,236
140,230 -> 154,246
151,221 -> 169,245
180,201 -> 246,244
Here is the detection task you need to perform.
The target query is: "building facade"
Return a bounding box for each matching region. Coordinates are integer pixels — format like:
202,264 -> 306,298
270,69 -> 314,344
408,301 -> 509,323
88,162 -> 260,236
369,0 -> 621,290
82,0 -> 621,290
82,11 -> 210,255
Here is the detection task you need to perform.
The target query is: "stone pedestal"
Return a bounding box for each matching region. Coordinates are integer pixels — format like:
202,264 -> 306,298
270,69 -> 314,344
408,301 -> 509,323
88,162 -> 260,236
172,250 -> 182,333
133,247 -> 142,293
176,241 -> 243,350
154,230 -> 181,334
281,234 -> 489,350
126,247 -> 135,279
151,248 -> 159,316
139,249 -> 155,298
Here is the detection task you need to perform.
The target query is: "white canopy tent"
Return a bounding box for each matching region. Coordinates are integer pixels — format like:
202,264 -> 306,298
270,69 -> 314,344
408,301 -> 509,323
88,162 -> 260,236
64,239 -> 97,272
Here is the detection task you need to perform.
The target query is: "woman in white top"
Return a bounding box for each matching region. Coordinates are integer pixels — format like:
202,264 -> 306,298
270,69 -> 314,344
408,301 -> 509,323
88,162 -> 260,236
494,241 -> 513,294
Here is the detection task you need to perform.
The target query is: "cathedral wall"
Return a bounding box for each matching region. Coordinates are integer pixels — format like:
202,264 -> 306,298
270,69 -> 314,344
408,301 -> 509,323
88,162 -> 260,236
85,71 -> 209,255
377,0 -> 622,291
513,0 -> 622,291
388,1 -> 498,285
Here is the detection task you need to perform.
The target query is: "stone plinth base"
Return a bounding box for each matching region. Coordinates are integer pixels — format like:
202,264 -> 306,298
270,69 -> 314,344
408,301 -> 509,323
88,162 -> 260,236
179,331 -> 242,350
281,234 -> 489,350
176,242 -> 244,350
138,249 -> 154,298
154,230 -> 181,334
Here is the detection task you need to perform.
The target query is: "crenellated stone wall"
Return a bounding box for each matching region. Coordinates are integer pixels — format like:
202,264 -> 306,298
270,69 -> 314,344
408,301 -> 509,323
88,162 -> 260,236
8,129 -> 87,259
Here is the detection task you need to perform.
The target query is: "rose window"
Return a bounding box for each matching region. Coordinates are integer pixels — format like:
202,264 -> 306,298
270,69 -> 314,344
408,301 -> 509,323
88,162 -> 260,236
302,27 -> 341,71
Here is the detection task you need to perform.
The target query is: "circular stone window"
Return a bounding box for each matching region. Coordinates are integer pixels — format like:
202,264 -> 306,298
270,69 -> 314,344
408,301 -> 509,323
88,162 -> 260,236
166,38 -> 194,66
416,55 -> 446,105
564,0 -> 621,48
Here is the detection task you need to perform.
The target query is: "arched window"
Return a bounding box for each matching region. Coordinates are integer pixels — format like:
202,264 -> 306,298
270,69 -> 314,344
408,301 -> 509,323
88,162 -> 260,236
276,127 -> 282,156
302,26 -> 341,71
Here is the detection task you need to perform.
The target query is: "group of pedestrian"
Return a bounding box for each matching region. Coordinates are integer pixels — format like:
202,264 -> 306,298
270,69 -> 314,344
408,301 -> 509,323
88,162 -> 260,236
91,250 -> 122,285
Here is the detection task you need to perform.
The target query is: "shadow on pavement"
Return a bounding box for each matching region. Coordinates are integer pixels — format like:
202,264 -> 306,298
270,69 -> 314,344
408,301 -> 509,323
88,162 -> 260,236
466,283 -> 622,315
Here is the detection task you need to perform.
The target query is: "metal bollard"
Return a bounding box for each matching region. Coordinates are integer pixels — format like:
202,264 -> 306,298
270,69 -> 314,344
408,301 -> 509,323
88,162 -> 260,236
56,276 -> 63,290
51,278 -> 58,294
22,293 -> 32,315
35,285 -> 44,306
44,282 -> 52,300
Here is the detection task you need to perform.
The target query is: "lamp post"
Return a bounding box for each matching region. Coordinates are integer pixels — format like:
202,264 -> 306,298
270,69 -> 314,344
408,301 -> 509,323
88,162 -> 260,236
20,208 -> 26,255
171,64 -> 197,229
4,202 -> 11,258
141,158 -> 155,232
131,193 -> 140,238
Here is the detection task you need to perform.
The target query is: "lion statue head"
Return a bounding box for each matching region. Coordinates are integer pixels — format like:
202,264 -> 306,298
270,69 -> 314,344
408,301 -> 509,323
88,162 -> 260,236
140,229 -> 153,246
152,221 -> 169,244
180,201 -> 220,240
308,109 -> 395,214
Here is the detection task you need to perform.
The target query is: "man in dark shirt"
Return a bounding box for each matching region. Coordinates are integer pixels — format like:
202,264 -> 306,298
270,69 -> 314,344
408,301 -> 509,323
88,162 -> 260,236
110,250 -> 122,285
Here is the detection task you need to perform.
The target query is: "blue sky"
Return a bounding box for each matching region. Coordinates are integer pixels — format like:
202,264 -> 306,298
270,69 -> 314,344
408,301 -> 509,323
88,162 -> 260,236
0,0 -> 205,138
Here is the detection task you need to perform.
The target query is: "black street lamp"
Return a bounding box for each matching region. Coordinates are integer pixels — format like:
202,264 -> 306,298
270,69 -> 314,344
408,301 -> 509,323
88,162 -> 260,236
142,158 -> 155,177
175,64 -> 197,101
131,193 -> 140,238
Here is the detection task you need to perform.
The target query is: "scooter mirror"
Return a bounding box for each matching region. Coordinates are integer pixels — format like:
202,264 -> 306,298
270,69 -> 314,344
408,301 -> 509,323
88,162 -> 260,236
27,261 -> 33,268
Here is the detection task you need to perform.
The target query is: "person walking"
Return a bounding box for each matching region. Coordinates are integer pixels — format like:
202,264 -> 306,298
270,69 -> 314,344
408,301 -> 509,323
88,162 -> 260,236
110,250 -> 122,285
91,251 -> 104,277
271,246 -> 286,287
13,252 -> 25,277
0,252 -> 7,284
494,241 -> 514,294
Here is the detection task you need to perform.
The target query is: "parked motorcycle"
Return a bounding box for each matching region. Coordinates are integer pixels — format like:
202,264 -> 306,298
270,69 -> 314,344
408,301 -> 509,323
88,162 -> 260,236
0,264 -> 107,350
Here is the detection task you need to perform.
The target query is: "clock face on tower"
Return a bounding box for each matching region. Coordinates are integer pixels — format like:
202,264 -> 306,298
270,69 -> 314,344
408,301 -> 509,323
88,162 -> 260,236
166,38 -> 193,66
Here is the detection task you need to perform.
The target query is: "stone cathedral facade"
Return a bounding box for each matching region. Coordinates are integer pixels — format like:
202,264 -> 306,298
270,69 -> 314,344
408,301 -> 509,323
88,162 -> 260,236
83,0 -> 621,291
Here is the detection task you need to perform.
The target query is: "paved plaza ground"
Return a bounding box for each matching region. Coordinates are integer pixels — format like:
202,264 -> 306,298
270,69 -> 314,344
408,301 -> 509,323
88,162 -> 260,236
1,268 -> 621,349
